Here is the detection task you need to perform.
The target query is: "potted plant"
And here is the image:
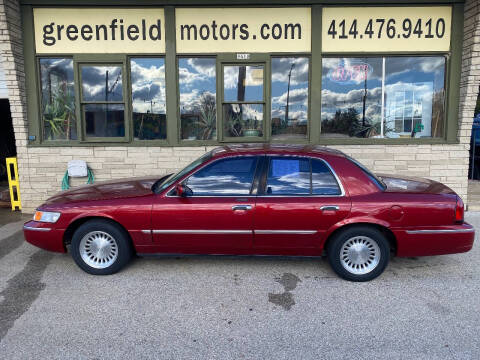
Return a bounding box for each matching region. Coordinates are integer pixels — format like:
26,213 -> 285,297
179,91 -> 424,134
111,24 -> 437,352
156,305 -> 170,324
243,117 -> 261,137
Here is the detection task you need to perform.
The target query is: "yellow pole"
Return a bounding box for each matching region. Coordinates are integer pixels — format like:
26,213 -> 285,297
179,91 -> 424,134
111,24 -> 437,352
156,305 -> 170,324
6,157 -> 21,211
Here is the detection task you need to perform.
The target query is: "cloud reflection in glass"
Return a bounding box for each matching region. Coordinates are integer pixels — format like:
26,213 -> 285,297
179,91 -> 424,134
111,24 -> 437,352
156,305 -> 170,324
271,57 -> 309,140
185,157 -> 257,195
130,58 -> 166,140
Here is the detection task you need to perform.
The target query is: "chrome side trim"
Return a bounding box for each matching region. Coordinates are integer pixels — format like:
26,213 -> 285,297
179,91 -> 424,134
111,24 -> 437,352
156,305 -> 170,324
152,230 -> 252,234
149,229 -> 318,235
254,230 -> 317,235
405,228 -> 475,235
141,230 -> 152,234
23,225 -> 51,232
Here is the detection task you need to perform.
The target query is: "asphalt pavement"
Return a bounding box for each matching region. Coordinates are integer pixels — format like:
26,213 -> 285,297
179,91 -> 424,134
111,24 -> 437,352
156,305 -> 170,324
0,211 -> 479,359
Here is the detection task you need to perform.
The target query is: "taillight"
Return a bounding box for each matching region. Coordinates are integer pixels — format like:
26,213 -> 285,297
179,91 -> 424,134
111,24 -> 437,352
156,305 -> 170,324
455,196 -> 464,224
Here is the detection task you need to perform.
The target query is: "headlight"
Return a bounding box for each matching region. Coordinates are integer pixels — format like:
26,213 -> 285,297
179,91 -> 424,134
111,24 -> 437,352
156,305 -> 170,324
33,210 -> 61,223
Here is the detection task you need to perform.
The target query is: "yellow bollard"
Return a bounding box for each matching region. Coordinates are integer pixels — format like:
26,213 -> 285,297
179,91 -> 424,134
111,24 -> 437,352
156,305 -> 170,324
6,157 -> 21,211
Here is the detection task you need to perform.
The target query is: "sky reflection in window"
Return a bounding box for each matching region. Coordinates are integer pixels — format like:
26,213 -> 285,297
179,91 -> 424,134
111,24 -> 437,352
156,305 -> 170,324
271,57 -> 309,140
186,157 -> 257,195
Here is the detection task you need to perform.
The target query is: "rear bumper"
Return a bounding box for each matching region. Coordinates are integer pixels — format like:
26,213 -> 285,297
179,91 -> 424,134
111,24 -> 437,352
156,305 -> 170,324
394,223 -> 475,257
23,220 -> 66,253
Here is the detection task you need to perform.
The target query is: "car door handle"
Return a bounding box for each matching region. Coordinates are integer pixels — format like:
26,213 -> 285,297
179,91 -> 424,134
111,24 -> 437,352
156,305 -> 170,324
232,205 -> 252,211
320,205 -> 339,211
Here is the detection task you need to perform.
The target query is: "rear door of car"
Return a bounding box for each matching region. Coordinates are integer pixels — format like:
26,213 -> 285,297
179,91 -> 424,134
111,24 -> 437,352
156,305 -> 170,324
150,156 -> 261,254
253,155 -> 351,254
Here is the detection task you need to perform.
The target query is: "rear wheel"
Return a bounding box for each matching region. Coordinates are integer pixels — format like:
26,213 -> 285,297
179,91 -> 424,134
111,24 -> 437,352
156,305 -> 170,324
71,220 -> 133,275
327,226 -> 389,282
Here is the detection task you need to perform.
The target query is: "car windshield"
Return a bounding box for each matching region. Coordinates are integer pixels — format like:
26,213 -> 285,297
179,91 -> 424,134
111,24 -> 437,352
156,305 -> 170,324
347,156 -> 386,191
154,151 -> 213,193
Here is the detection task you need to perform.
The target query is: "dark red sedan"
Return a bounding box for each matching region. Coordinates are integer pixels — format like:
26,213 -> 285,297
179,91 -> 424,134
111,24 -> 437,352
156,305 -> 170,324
23,145 -> 474,281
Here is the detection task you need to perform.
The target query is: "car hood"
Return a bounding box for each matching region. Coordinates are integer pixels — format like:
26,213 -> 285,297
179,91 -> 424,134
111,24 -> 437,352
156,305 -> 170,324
378,174 -> 455,195
43,176 -> 160,206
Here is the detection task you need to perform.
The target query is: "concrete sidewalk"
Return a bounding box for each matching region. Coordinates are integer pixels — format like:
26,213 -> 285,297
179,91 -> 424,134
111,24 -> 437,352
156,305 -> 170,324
0,213 -> 479,359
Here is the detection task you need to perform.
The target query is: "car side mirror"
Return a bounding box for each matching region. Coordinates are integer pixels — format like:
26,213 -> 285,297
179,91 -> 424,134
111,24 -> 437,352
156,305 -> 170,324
176,184 -> 193,197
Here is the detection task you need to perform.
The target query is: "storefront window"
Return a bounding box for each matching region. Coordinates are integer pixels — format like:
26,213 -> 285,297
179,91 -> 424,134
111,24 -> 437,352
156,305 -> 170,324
39,58 -> 76,141
223,65 -> 264,138
179,58 -> 216,141
321,57 -> 382,138
80,65 -> 125,138
271,57 -> 309,140
321,56 -> 445,139
384,57 -> 445,138
130,58 -> 166,140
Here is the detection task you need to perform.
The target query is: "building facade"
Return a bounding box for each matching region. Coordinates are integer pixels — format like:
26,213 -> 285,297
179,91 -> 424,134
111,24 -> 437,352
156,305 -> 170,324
0,0 -> 479,213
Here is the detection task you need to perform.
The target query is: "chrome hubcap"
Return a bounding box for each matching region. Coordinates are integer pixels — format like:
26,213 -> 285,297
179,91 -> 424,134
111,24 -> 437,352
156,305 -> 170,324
340,236 -> 380,275
79,231 -> 118,269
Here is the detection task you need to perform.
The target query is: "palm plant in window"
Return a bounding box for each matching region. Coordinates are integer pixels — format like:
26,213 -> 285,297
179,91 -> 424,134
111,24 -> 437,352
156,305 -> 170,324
40,59 -> 76,141
225,105 -> 244,137
193,92 -> 216,140
42,85 -> 76,140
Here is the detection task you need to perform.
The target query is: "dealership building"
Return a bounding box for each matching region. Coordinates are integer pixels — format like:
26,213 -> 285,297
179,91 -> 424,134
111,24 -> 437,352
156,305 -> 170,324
0,0 -> 478,213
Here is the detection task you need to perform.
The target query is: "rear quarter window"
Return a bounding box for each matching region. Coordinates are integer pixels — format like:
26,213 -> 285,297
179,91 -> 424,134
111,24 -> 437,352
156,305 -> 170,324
311,159 -> 342,195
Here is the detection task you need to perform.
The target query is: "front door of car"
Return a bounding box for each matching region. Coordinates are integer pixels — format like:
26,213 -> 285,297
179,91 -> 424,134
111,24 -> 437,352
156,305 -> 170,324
150,156 -> 260,254
253,156 -> 351,254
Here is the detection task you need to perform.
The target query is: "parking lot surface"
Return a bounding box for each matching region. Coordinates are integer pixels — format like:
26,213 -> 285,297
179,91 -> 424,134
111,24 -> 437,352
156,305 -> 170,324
1,212 -> 479,359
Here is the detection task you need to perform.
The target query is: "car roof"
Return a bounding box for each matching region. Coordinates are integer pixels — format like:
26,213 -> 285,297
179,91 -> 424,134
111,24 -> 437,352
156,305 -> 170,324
210,144 -> 347,159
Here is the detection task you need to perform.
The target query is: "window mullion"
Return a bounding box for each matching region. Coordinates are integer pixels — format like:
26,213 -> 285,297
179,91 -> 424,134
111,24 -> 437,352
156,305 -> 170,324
265,56 -> 271,142
381,57 -> 386,138
218,58 -> 225,142
73,58 -> 83,141
122,58 -> 131,143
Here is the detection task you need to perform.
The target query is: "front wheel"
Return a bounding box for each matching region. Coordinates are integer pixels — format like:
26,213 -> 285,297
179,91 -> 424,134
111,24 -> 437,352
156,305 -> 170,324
327,226 -> 390,282
71,220 -> 133,275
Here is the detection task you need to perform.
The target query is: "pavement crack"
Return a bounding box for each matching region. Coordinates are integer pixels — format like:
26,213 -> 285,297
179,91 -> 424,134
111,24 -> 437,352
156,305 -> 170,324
0,250 -> 53,342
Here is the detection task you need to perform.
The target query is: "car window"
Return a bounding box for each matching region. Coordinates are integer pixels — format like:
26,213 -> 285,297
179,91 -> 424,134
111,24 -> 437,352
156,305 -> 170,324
156,151 -> 212,193
311,159 -> 342,195
266,157 -> 310,195
185,157 -> 258,196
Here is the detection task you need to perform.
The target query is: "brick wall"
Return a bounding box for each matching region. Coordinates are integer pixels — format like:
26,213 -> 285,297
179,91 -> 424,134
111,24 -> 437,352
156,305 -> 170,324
1,0 -> 480,213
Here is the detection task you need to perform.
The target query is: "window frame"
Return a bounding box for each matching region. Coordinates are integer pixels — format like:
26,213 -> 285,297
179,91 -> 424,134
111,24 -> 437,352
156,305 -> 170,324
24,4 -> 463,147
220,59 -> 268,142
76,57 -> 129,142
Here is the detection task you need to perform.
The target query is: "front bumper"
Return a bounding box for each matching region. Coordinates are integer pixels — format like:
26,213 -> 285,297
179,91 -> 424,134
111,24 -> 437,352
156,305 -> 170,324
394,223 -> 475,257
23,220 -> 66,253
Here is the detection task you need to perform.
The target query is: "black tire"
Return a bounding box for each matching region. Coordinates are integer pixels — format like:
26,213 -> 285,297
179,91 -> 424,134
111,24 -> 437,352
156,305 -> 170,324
71,219 -> 133,275
327,226 -> 390,282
